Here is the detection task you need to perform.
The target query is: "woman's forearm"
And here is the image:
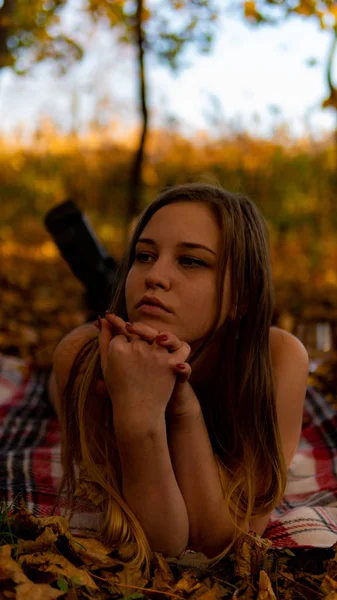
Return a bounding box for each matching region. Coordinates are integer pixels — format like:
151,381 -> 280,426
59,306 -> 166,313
167,410 -> 235,556
114,414 -> 189,557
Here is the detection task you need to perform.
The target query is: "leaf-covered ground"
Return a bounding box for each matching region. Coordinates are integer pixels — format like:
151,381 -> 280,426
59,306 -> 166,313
0,498 -> 337,600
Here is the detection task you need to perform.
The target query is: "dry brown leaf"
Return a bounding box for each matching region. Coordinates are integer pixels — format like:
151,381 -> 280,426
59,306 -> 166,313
323,574 -> 337,594
15,581 -> 64,600
73,479 -> 106,508
174,569 -> 201,594
116,542 -> 139,561
101,565 -> 148,597
152,552 -> 175,590
188,581 -> 212,599
2,590 -> 16,599
34,515 -> 71,538
70,536 -> 118,569
257,570 -> 276,600
19,551 -> 97,590
17,526 -> 58,555
190,586 -> 222,600
234,533 -> 272,580
0,545 -> 29,584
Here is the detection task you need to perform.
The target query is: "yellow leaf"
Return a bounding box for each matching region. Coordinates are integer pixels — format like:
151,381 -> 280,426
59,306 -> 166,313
174,570 -> 201,594
257,570 -> 276,600
70,536 -> 118,568
0,545 -> 29,585
19,551 -> 97,590
15,582 -> 63,600
152,552 -> 175,590
17,527 -> 58,556
244,0 -> 257,19
101,565 -> 148,597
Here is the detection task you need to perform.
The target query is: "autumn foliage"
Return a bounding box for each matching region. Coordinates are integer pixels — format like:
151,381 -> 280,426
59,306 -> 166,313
1,123 -> 337,365
1,496 -> 337,599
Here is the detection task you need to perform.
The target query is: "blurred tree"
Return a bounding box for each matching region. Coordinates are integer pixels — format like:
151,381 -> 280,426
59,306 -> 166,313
0,0 -> 221,223
240,0 -> 337,227
240,2 -> 337,148
0,0 -> 82,72
86,0 -> 220,224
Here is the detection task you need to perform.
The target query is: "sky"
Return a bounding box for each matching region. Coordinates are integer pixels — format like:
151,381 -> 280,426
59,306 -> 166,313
0,7 -> 336,141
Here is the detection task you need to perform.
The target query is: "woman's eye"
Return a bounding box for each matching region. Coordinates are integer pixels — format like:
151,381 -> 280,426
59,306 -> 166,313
135,251 -> 155,263
180,257 -> 207,268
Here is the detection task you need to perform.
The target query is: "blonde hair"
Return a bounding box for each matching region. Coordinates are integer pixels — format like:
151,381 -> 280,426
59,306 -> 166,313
59,183 -> 287,574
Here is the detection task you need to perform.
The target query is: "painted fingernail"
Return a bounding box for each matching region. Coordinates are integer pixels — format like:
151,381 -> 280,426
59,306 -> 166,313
176,363 -> 186,370
157,334 -> 168,342
97,315 -> 102,331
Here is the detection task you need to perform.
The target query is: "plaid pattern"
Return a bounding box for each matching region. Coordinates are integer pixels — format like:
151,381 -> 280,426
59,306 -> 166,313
265,384 -> 337,547
1,353 -> 337,547
0,354 -> 101,536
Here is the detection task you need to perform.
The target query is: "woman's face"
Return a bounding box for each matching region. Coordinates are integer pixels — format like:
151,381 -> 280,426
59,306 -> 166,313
125,201 -> 232,345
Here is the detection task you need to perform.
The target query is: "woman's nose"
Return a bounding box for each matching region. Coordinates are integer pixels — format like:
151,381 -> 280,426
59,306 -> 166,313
145,260 -> 171,290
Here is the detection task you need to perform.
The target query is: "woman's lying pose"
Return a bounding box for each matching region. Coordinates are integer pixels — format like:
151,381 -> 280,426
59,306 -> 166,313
49,183 -> 308,572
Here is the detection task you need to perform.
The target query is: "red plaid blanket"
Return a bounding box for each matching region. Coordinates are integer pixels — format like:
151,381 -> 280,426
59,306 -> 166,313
1,353 -> 337,548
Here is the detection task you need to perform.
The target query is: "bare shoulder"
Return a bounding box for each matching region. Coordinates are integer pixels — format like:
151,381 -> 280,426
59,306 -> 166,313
269,327 -> 309,467
270,326 -> 309,372
49,323 -> 98,415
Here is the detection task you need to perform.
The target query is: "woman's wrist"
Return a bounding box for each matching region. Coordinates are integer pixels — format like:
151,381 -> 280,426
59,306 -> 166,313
113,407 -> 167,442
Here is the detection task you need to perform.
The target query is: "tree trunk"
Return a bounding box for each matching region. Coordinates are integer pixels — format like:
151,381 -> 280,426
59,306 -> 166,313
127,0 -> 148,229
0,0 -> 16,69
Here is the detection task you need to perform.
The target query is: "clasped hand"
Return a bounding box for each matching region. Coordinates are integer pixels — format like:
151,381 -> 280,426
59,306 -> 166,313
98,314 -> 200,423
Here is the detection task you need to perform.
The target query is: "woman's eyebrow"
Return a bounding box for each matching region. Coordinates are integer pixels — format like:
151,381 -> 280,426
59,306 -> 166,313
137,238 -> 216,256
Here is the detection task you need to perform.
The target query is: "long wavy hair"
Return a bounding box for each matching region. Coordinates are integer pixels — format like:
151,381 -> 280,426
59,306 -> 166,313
58,183 -> 287,575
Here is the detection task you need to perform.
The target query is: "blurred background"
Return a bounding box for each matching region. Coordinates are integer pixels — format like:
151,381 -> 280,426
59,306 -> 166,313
1,0 -> 337,373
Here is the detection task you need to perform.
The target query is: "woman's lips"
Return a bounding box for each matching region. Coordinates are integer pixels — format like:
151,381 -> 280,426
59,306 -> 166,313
137,304 -> 170,315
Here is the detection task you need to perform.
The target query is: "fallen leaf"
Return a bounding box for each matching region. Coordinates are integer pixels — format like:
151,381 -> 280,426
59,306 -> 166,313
15,581 -> 64,599
234,533 -> 272,580
174,569 -> 201,594
257,570 -> 276,600
0,545 -> 29,584
19,551 -> 97,590
34,516 -> 72,538
70,536 -> 118,568
323,574 -> 337,593
101,565 -> 148,597
191,585 -> 223,600
152,552 -> 175,591
17,526 -> 58,555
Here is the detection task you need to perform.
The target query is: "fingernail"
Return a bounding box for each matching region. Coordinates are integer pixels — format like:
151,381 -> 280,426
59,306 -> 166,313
157,334 -> 168,342
97,315 -> 102,331
176,363 -> 185,370
126,321 -> 134,327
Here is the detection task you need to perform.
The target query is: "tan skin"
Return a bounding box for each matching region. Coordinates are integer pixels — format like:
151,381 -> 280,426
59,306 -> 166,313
50,202 -> 309,557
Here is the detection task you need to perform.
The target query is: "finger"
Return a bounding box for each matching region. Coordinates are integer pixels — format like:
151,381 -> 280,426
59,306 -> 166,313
105,313 -> 129,335
125,321 -> 159,343
174,363 -> 192,384
168,341 -> 191,364
105,313 -> 138,341
155,332 -> 182,353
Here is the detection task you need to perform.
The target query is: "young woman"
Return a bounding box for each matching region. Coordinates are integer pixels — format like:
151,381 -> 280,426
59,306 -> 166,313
49,183 -> 308,574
